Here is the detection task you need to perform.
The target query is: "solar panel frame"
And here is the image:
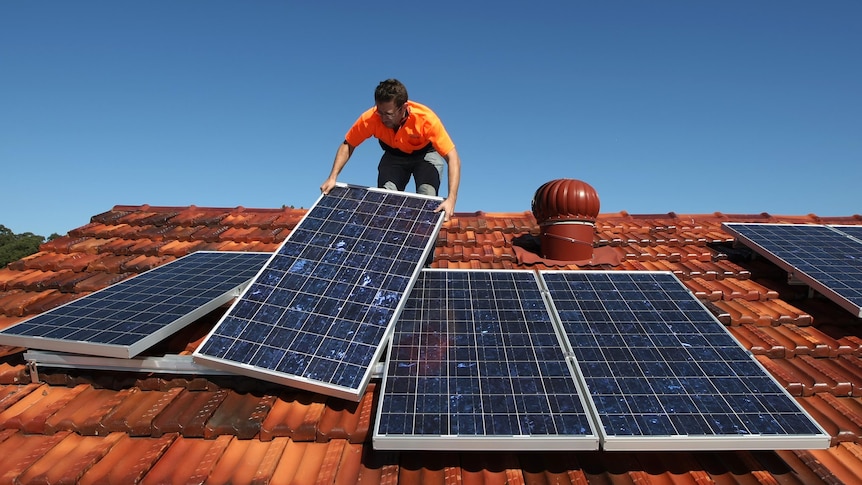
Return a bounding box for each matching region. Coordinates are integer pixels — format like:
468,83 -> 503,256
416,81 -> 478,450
723,223 -> 862,318
0,251 -> 272,359
539,270 -> 829,451
193,184 -> 445,401
374,269 -> 600,451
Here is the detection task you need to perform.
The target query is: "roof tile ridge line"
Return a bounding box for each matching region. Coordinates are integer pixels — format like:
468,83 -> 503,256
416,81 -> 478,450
452,210 -> 534,217
107,204 -> 250,213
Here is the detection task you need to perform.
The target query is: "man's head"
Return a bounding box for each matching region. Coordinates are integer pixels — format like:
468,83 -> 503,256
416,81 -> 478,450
374,79 -> 408,106
374,79 -> 409,129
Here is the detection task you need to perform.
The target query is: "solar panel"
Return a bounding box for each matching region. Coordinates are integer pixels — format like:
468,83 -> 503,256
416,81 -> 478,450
0,251 -> 271,359
374,269 -> 599,451
193,184 -> 444,401
831,224 -> 862,243
540,271 -> 829,451
723,223 -> 862,317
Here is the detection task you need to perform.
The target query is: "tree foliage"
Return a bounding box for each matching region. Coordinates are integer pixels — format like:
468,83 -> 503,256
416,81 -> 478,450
0,225 -> 59,268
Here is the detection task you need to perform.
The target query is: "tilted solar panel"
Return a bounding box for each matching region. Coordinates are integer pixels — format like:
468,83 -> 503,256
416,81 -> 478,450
374,269 -> 599,451
723,223 -> 862,317
540,271 -> 829,451
0,251 -> 271,358
193,184 -> 444,401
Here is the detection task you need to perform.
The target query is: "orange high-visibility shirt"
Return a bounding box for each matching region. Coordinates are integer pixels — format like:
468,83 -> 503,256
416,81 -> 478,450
344,101 -> 455,156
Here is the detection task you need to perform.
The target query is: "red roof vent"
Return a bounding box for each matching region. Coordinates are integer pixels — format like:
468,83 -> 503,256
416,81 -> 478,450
531,179 -> 600,261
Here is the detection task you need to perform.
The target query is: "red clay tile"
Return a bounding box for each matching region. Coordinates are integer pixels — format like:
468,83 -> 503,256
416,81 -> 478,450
5,269 -> 50,291
799,394 -> 860,444
204,390 -> 276,439
78,433 -> 177,485
269,440 -> 347,485
190,224 -> 230,242
1,383 -> 89,434
684,277 -> 724,301
205,435 -> 288,484
9,252 -> 58,271
121,254 -> 174,273
0,383 -> 41,412
52,253 -> 102,273
219,226 -> 259,243
38,236 -> 89,254
801,443 -> 862,484
139,434 -> 233,484
86,254 -> 134,273
171,206 -> 227,227
0,430 -> 72,483
126,238 -> 169,255
151,388 -> 229,437
728,324 -> 789,358
44,386 -> 136,435
260,392 -> 327,442
0,289 -> 53,316
0,361 -> 28,384
73,272 -> 131,293
317,383 -> 376,444
775,325 -> 837,358
157,239 -> 207,256
97,237 -> 140,255
98,386 -> 183,436
89,207 -> 134,224
138,223 -> 178,240
15,431 -> 124,484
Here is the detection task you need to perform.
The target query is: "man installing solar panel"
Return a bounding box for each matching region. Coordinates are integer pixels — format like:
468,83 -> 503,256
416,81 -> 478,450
320,79 -> 461,221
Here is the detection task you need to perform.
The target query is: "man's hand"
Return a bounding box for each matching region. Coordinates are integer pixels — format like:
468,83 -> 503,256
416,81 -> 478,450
434,198 -> 456,222
320,178 -> 337,195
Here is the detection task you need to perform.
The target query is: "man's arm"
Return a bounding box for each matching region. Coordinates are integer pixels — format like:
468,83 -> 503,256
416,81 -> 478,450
435,147 -> 460,221
320,141 -> 355,194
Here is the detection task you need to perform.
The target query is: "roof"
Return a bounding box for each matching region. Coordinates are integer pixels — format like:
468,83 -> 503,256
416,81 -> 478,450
2,204 -> 862,483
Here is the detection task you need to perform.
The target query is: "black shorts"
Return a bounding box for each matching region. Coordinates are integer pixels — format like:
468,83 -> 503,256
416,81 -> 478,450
377,149 -> 445,196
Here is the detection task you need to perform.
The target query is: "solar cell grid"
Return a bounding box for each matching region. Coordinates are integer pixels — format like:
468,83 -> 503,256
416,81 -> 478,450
541,270 -> 828,451
833,225 -> 862,241
723,223 -> 862,317
193,185 -> 444,401
0,251 -> 271,358
374,269 -> 598,451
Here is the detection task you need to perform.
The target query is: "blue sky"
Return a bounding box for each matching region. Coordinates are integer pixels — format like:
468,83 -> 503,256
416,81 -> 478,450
2,1 -> 860,237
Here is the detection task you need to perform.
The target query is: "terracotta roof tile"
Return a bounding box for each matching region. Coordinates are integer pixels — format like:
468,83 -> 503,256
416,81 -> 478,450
157,239 -> 208,256
139,434 -> 233,484
73,272 -> 131,293
99,387 -> 184,436
86,254 -> 135,273
151,388 -> 230,437
78,433 -> 177,485
204,389 -> 277,439
38,236 -> 89,254
0,289 -> 67,317
0,430 -> 74,482
170,206 -> 228,227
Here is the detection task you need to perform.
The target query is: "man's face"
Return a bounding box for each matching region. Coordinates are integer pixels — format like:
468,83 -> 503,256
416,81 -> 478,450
376,100 -> 406,129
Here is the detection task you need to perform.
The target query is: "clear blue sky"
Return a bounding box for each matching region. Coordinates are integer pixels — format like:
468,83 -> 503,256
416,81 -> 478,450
2,1 -> 860,237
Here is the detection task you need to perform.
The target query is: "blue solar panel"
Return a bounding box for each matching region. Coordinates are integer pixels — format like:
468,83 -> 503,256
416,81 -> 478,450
723,223 -> 862,318
540,271 -> 829,451
374,270 -> 598,451
193,185 -> 444,401
0,251 -> 271,358
832,225 -> 862,243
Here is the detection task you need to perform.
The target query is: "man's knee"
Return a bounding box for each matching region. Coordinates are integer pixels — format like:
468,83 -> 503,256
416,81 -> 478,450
381,181 -> 399,191
416,183 -> 437,196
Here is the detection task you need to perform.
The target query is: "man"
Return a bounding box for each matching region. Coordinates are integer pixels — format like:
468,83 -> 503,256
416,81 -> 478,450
320,79 -> 461,221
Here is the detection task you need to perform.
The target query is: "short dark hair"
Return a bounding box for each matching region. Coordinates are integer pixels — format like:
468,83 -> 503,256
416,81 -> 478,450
374,79 -> 408,106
